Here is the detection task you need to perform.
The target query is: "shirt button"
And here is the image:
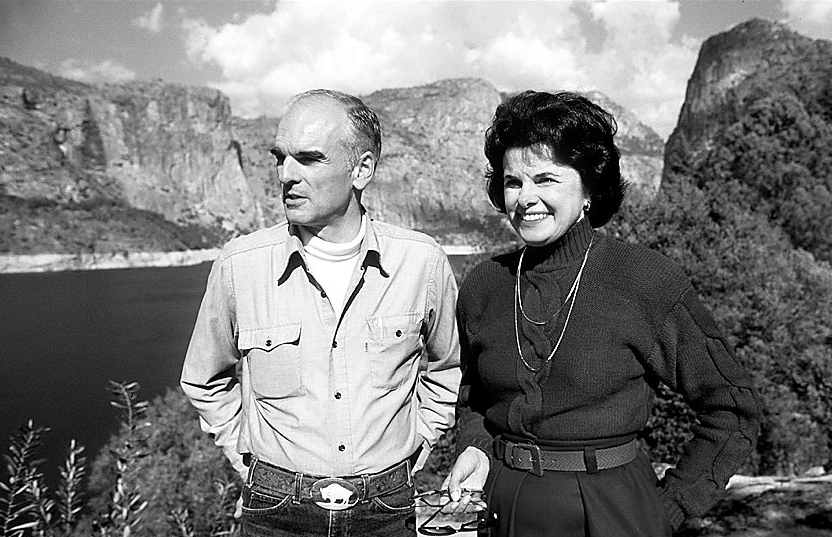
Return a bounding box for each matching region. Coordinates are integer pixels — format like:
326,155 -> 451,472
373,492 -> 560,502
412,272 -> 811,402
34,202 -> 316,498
332,340 -> 338,348
321,291 -> 327,298
265,339 -> 272,346
338,444 -> 346,452
335,392 -> 342,399
395,330 -> 402,337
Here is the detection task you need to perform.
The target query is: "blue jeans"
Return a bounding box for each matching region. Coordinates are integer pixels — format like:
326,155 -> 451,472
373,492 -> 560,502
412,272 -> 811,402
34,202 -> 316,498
241,481 -> 417,537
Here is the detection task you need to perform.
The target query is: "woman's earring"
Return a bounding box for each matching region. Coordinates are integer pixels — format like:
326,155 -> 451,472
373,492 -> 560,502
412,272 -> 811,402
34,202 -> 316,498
583,201 -> 591,214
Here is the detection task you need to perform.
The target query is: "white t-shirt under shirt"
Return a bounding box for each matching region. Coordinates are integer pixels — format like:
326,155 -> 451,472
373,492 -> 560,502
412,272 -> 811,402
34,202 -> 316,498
297,217 -> 366,314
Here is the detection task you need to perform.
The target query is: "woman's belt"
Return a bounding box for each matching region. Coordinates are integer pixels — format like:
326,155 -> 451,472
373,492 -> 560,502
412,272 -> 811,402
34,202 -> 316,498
494,437 -> 638,476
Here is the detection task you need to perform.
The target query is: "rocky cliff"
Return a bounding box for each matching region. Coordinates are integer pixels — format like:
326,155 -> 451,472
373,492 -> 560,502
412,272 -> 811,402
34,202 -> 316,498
1,56 -> 664,261
232,79 -> 664,246
0,57 -> 262,242
664,18 -> 832,262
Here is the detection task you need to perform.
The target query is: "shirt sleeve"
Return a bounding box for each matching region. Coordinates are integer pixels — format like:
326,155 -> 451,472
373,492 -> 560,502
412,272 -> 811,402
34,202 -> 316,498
415,250 -> 462,463
645,286 -> 761,530
180,255 -> 248,479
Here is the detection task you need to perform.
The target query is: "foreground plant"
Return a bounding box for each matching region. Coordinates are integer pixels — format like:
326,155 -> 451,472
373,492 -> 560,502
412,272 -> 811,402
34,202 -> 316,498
0,421 -> 44,536
0,422 -> 86,537
93,381 -> 149,537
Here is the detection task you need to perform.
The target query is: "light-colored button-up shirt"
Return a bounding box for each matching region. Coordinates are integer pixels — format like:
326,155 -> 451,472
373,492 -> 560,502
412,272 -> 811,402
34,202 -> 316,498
181,217 -> 461,478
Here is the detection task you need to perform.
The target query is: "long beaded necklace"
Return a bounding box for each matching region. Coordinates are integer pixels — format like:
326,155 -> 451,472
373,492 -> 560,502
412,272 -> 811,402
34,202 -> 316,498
514,234 -> 593,373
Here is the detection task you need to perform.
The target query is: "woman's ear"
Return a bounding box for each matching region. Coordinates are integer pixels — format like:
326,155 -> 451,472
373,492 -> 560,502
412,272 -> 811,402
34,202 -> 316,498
352,151 -> 376,192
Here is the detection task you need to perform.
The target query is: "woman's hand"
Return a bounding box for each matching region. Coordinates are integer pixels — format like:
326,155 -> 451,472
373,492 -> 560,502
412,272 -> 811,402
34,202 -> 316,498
440,446 -> 490,514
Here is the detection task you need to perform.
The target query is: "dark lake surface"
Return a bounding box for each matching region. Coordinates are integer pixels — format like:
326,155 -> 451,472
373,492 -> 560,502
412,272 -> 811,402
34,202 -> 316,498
0,262 -> 213,486
0,254 -> 476,487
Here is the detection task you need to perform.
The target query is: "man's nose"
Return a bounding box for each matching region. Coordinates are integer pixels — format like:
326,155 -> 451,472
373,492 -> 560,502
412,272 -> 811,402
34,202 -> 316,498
278,157 -> 300,184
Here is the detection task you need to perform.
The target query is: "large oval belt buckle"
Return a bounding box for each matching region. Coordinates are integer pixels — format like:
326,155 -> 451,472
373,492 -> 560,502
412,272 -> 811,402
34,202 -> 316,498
311,478 -> 360,511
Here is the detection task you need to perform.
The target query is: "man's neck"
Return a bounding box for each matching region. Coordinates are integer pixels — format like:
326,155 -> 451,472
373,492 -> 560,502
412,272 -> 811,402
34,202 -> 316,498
298,215 -> 366,250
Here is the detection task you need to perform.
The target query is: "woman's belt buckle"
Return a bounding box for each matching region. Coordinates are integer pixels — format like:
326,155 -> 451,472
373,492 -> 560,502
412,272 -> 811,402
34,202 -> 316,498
511,442 -> 543,476
310,477 -> 360,510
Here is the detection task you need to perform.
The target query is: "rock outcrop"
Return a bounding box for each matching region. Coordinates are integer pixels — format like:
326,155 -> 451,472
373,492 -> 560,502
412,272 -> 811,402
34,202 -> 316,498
2,57 -> 665,260
665,18 -> 826,175
0,57 -> 263,235
230,79 -> 664,246
663,19 -> 832,262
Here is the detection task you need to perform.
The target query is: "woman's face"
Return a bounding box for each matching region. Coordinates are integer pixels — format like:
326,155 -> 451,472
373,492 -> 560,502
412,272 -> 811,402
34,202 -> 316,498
503,145 -> 588,247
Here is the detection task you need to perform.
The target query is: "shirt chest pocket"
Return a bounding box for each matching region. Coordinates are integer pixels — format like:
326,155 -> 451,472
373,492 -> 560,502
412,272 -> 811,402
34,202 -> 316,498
366,313 -> 424,392
238,324 -> 305,399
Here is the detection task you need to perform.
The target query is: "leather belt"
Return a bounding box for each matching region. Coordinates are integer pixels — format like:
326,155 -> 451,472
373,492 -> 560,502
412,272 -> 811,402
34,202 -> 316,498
246,452 -> 416,510
495,437 -> 638,476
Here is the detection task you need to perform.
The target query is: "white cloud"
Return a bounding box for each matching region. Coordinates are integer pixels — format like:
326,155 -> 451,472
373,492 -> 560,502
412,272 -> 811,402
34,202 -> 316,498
180,0 -> 700,139
59,59 -> 137,84
781,0 -> 832,40
133,3 -> 164,34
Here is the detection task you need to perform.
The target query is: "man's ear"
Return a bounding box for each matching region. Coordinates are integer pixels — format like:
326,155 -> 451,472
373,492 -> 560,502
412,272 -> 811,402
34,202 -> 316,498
351,151 -> 376,192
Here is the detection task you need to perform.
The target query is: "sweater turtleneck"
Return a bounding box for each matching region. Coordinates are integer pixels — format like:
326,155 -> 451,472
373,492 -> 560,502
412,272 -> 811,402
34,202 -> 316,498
517,217 -> 594,331
519,216 -> 594,273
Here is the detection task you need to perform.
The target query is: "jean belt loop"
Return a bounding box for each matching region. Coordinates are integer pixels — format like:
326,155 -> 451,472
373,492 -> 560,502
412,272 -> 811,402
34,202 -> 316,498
584,446 -> 599,474
292,472 -> 304,504
245,456 -> 257,487
360,474 -> 370,501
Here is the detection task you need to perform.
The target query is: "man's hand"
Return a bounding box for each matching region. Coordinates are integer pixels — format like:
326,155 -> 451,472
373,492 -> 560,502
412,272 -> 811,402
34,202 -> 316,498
234,492 -> 243,519
440,446 -> 490,515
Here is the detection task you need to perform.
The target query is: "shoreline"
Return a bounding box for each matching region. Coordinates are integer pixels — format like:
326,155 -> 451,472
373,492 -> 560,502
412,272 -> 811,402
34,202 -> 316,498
0,249 -> 222,273
0,245 -> 491,273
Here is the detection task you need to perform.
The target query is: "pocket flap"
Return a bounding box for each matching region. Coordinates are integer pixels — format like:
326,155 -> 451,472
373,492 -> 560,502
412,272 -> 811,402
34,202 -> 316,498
238,324 -> 301,352
366,313 -> 424,340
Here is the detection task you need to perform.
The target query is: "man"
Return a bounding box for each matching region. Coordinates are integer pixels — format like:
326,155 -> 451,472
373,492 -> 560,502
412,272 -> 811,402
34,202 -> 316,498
180,89 -> 460,536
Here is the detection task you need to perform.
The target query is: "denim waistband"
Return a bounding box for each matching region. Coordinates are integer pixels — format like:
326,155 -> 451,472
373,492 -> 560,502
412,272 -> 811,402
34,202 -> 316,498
246,452 -> 417,504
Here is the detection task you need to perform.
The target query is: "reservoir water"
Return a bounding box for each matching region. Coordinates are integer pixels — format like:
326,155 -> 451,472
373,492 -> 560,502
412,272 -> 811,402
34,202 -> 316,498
0,262 -> 213,486
0,254 -> 477,487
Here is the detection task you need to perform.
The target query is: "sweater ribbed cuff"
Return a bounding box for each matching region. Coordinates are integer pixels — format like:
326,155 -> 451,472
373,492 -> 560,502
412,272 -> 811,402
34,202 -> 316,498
658,486 -> 687,531
457,433 -> 494,459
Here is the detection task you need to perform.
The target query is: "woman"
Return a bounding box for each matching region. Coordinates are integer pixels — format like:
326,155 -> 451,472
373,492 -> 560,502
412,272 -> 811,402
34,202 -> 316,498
443,91 -> 760,536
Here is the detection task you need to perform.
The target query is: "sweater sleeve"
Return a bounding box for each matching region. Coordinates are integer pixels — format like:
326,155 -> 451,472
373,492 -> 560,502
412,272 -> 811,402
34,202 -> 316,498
645,287 -> 761,530
454,309 -> 496,457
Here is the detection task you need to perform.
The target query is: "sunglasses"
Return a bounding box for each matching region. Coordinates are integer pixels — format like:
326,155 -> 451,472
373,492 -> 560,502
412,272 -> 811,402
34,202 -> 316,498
405,489 -> 498,535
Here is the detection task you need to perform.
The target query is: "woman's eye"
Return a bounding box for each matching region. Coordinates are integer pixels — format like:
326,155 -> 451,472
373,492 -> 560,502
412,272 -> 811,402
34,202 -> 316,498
504,179 -> 521,189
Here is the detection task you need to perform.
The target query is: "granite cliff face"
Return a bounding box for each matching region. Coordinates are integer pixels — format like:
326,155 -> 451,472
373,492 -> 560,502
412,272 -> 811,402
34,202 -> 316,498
232,79 -> 664,245
363,82 -> 663,243
0,57 -> 262,238
664,19 -> 832,261
1,56 -> 664,257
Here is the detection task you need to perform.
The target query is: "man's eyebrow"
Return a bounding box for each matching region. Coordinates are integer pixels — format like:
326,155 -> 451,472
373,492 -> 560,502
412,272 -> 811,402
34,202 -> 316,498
295,149 -> 327,161
268,148 -> 327,161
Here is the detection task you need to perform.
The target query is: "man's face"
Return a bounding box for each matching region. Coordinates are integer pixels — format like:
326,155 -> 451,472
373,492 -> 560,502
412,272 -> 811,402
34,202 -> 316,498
271,99 -> 359,242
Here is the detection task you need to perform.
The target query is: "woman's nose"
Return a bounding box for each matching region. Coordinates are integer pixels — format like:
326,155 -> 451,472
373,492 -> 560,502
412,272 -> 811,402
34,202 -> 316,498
517,183 -> 538,207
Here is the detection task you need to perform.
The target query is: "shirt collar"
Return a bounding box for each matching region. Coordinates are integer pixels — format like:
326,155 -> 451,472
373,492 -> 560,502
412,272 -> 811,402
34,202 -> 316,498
276,211 -> 388,285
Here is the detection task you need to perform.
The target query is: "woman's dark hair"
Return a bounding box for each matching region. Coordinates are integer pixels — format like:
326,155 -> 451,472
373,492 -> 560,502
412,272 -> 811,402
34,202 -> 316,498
484,90 -> 626,227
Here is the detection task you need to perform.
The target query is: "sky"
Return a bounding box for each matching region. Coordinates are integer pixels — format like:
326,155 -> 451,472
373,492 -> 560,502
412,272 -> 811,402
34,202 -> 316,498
2,0 -> 832,140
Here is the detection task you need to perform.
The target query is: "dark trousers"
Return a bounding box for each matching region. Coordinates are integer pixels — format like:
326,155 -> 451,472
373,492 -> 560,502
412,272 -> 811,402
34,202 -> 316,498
241,477 -> 416,537
483,450 -> 672,537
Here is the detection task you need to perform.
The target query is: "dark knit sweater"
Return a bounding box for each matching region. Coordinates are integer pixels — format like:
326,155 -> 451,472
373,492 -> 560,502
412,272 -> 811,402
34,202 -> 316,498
456,218 -> 760,530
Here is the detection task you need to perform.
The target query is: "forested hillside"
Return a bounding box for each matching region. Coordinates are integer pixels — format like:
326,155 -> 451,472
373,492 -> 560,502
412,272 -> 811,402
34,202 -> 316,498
612,19 -> 832,475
